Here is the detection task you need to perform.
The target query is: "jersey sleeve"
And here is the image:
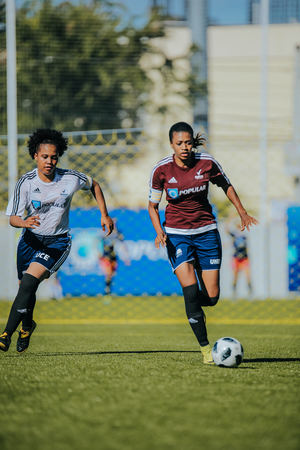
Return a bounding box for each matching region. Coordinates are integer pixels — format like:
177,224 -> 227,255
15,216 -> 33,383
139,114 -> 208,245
209,158 -> 231,190
72,171 -> 93,191
149,165 -> 163,203
6,176 -> 29,217
81,174 -> 93,191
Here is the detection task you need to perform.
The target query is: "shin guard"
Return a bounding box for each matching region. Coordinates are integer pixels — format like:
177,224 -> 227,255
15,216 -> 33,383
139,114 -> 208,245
5,274 -> 40,335
182,284 -> 209,346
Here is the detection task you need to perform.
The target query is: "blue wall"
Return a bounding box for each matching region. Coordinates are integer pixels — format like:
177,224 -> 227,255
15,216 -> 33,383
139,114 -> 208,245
58,208 -> 181,296
287,206 -> 300,293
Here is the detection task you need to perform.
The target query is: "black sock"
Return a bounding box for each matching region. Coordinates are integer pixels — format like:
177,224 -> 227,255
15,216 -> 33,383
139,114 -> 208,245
5,274 -> 40,336
105,279 -> 112,295
182,284 -> 209,346
22,293 -> 37,330
198,291 -> 212,306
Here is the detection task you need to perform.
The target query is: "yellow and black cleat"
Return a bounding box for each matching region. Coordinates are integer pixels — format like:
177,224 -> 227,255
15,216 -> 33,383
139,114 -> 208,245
0,332 -> 11,352
16,320 -> 37,353
200,344 -> 215,365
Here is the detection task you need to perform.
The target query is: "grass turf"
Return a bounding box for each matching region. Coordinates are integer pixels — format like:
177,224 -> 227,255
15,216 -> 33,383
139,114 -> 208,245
0,323 -> 299,450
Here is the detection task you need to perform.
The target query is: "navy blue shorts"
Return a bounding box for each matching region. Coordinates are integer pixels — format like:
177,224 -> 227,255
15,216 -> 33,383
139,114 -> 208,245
166,229 -> 222,272
17,229 -> 72,280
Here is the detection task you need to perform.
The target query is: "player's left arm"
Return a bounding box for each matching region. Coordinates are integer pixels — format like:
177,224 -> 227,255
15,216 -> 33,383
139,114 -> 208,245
225,186 -> 258,231
90,180 -> 114,236
209,159 -> 257,231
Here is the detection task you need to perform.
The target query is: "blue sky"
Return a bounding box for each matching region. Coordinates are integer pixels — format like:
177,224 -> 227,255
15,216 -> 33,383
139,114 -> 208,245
116,0 -> 249,26
15,0 -> 249,26
209,0 -> 249,24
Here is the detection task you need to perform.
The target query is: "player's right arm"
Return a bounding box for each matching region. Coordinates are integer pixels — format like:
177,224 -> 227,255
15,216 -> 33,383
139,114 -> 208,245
148,201 -> 167,248
6,174 -> 40,230
9,215 -> 40,229
148,164 -> 166,248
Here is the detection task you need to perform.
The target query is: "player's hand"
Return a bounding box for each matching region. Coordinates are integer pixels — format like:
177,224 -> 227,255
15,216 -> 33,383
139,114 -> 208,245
240,212 -> 258,231
24,215 -> 40,229
101,215 -> 114,236
155,231 -> 167,248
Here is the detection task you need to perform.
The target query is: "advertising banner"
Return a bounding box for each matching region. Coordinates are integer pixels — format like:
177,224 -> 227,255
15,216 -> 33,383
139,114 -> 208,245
58,208 -> 181,296
287,206 -> 300,293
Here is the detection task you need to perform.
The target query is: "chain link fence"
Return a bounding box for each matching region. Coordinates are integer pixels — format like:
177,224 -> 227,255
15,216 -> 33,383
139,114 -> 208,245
0,129 -> 299,326
0,1 -> 299,326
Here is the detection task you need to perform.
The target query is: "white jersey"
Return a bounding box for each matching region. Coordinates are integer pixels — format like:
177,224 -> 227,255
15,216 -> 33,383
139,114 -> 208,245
6,168 -> 92,236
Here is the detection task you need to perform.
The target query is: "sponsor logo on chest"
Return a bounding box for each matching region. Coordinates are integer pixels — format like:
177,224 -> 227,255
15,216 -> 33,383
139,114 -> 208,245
31,200 -> 41,209
167,185 -> 206,199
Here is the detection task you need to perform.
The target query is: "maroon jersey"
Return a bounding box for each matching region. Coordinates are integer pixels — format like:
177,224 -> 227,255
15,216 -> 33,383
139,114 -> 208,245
149,152 -> 231,235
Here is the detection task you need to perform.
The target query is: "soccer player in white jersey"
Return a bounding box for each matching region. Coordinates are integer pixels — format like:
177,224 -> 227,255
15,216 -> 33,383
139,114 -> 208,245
148,122 -> 257,364
0,129 -> 114,353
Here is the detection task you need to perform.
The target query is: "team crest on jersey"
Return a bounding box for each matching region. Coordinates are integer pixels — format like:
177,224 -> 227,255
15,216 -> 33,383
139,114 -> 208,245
60,189 -> 69,196
31,200 -> 41,210
167,188 -> 179,199
195,169 -> 203,180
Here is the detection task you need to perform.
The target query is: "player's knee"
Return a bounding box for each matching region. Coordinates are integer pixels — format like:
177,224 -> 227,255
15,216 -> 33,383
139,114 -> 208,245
15,273 -> 40,311
209,295 -> 219,306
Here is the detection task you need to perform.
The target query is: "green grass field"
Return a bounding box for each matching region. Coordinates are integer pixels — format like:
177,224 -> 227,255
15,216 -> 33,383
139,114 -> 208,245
1,318 -> 299,450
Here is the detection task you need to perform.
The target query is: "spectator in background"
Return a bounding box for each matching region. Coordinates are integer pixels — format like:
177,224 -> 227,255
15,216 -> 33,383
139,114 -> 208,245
227,220 -> 252,298
98,220 -> 130,296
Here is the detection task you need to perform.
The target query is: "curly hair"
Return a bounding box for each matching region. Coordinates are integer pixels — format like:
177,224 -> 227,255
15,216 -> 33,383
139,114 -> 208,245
27,129 -> 68,159
168,122 -> 206,148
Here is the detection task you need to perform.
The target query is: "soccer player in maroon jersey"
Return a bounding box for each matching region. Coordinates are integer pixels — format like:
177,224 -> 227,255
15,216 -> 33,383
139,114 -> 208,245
148,122 -> 257,364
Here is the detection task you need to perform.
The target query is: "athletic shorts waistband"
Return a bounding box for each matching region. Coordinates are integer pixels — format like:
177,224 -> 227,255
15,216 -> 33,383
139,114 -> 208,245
24,229 -> 69,240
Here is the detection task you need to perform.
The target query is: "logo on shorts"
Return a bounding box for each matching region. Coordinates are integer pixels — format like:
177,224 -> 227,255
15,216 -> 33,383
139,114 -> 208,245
31,200 -> 41,210
176,248 -> 183,258
167,188 -> 179,199
36,252 -> 50,261
210,258 -> 220,265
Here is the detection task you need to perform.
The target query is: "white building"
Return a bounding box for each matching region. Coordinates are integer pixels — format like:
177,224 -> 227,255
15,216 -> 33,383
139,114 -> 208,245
208,23 -> 300,214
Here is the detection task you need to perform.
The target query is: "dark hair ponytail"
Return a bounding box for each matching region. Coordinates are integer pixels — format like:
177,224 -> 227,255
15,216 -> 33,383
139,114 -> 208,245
193,132 -> 207,148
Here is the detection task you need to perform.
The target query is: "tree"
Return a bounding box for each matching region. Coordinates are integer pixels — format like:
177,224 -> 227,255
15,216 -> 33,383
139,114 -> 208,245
13,0 -> 165,132
0,0 -> 205,134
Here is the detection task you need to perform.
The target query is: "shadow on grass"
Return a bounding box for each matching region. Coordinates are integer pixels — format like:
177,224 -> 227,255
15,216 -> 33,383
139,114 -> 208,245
6,350 -> 200,358
3,351 -> 300,363
243,357 -> 300,363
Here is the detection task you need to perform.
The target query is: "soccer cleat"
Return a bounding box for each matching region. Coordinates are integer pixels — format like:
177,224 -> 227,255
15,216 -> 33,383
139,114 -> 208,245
200,344 -> 214,365
0,332 -> 11,352
16,320 -> 37,353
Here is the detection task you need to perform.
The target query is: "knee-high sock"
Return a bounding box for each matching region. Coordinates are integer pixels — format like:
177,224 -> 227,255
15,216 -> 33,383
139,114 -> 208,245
5,274 -> 40,336
22,293 -> 37,330
198,291 -> 219,306
182,284 -> 209,347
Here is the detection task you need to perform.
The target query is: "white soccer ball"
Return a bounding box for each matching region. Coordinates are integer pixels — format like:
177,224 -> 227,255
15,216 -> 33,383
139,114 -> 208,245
212,337 -> 244,367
